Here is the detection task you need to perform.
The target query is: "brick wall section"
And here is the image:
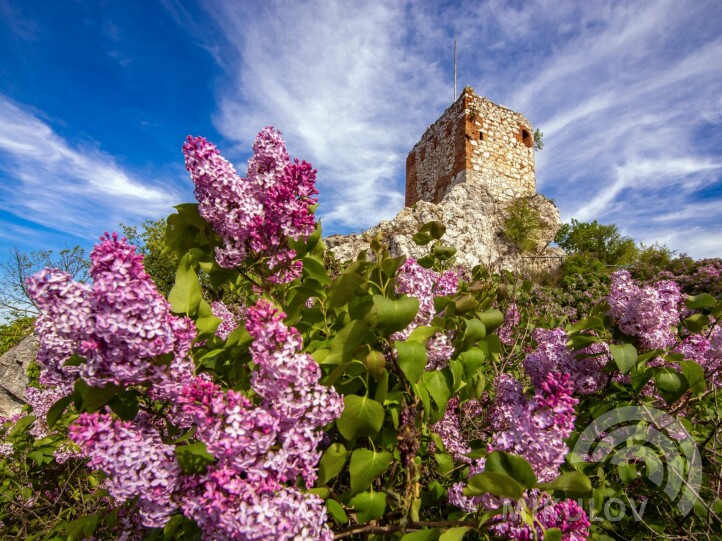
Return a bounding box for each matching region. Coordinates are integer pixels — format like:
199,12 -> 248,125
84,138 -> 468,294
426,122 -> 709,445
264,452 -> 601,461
405,86 -> 536,206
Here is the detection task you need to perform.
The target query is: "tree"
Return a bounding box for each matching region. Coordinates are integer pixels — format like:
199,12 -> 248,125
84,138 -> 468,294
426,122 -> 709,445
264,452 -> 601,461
0,246 -> 89,319
120,218 -> 178,296
554,219 -> 637,266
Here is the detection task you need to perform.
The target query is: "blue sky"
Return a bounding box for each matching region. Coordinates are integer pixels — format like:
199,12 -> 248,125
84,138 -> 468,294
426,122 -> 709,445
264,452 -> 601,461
1,0 -> 721,260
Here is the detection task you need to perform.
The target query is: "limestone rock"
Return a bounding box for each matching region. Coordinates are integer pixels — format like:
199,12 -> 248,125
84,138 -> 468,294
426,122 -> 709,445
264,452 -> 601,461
0,334 -> 38,418
326,181 -> 562,273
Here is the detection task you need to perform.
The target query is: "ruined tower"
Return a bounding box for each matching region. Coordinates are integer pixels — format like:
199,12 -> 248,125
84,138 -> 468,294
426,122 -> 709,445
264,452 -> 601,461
405,86 -> 536,206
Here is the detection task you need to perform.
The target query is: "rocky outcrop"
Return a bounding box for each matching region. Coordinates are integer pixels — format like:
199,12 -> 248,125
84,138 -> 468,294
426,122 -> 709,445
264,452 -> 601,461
326,181 -> 563,273
0,335 -> 38,418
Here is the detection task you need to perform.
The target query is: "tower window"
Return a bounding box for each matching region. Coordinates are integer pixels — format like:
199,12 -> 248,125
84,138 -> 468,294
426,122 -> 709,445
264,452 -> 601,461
478,131 -> 485,141
521,128 -> 533,148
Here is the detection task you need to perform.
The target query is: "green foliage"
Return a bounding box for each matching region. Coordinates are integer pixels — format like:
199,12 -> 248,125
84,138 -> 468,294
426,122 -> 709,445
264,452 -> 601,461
533,128 -> 544,151
0,316 -> 34,356
121,218 -> 178,296
555,219 -> 638,266
502,198 -> 544,254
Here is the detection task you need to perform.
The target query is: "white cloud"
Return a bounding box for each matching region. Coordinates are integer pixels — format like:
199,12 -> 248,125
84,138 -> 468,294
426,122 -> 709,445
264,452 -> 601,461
0,96 -> 179,240
164,0 -> 722,257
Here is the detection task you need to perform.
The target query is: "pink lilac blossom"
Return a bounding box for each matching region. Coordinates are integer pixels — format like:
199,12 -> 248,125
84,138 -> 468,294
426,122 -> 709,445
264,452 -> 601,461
182,128 -> 318,283
25,386 -> 68,438
499,303 -> 520,346
69,413 -> 182,528
211,301 -> 238,340
26,233 -> 196,389
0,442 -> 12,457
449,373 -> 579,514
608,270 -> 683,350
674,330 -> 722,387
492,493 -> 590,541
393,259 -> 459,368
523,328 -> 608,395
431,398 -> 473,463
172,299 -> 342,540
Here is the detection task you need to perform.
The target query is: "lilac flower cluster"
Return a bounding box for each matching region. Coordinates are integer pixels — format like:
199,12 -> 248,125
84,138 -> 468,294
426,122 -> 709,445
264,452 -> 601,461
210,300 -> 238,340
449,373 -> 580,514
69,413 -> 181,527
674,329 -> 722,387
25,386 -> 68,438
394,258 -> 459,368
498,302 -> 520,346
608,270 -> 682,350
430,398 -> 472,463
69,298 -> 341,540
26,233 -> 196,389
492,493 -> 591,541
183,128 -> 318,283
523,328 -> 608,395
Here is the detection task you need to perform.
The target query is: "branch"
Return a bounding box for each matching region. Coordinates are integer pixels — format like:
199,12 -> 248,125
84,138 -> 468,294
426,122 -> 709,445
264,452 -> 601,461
334,520 -> 474,540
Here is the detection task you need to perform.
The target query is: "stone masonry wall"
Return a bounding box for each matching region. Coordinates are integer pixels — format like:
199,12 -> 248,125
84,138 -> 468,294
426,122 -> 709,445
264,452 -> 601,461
406,87 -> 536,206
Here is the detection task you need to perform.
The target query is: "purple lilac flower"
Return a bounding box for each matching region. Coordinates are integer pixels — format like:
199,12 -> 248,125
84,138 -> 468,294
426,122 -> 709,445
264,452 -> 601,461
26,233 -> 196,389
25,386 -> 68,438
523,328 -> 608,395
492,493 -> 590,541
0,443 -> 12,457
69,413 -> 182,528
211,300 -> 238,340
450,373 -> 579,514
431,398 -> 473,463
499,303 -> 520,346
393,259 -> 459,368
183,128 -> 318,283
608,270 -> 682,350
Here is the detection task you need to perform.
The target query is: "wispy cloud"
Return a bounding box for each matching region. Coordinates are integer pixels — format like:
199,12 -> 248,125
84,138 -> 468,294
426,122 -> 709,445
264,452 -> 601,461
0,95 -> 179,241
178,0 -> 453,231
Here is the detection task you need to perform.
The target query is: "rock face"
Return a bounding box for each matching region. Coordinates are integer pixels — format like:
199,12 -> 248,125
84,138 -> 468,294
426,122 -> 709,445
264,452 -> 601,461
0,335 -> 38,418
326,182 -> 562,272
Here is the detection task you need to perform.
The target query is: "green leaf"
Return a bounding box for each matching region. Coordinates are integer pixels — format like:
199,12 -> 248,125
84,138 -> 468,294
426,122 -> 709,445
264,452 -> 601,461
454,294 -> 478,314
407,325 -> 441,344
108,391 -> 140,421
337,395 -> 385,440
9,414 -> 36,437
654,367 -> 689,404
47,392 -> 76,429
324,320 -> 370,366
566,334 -> 600,351
326,499 -> 348,523
419,220 -> 446,240
461,319 -> 486,349
349,449 -> 393,495
75,379 -> 118,413
435,453 -> 454,476
484,451 -> 537,489
396,340 -> 428,383
168,251 -> 203,316
318,443 -> 348,485
683,313 -> 710,333
544,528 -> 563,541
173,203 -> 207,229
439,527 -> 469,541
678,360 -> 706,396
458,347 -> 486,377
464,472 -> 524,500
369,295 -> 419,336
609,343 -> 637,374
175,442 -> 215,474
328,272 -> 367,307
433,245 -> 457,261
349,491 -> 386,523
302,256 -> 331,285
686,293 -> 717,309
477,309 -> 504,331
422,370 -> 452,414
400,529 -> 441,541
536,471 -> 592,497
413,231 -> 433,245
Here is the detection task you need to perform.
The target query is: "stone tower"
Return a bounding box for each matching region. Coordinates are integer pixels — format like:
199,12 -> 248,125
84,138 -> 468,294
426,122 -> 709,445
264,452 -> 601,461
405,86 -> 536,206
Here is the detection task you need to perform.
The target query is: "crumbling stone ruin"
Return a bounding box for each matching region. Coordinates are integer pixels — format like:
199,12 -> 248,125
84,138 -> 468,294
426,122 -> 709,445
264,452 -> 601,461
327,86 -> 563,271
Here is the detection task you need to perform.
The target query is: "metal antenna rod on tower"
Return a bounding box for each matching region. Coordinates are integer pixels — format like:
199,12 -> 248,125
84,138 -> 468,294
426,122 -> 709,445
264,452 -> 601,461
453,40 -> 457,101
